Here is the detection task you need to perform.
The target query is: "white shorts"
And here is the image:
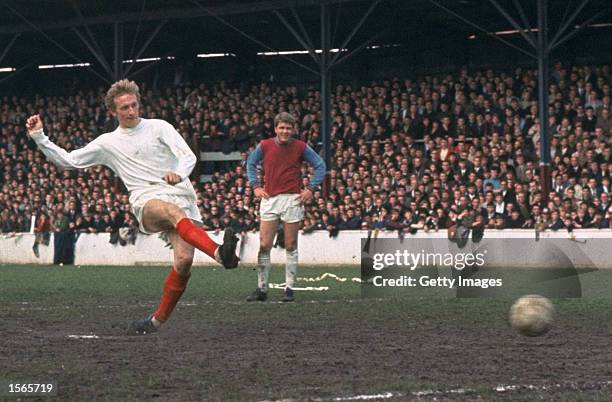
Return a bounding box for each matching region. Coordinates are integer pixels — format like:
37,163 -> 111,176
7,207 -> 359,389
260,193 -> 304,223
131,193 -> 201,234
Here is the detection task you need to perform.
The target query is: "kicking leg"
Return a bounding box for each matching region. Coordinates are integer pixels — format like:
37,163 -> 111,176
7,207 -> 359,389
141,199 -> 238,268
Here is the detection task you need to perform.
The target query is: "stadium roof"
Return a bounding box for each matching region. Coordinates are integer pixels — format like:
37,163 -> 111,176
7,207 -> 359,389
0,0 -> 610,75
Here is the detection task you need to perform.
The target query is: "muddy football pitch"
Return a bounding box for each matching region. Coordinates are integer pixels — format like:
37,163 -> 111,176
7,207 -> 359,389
1,265 -> 612,401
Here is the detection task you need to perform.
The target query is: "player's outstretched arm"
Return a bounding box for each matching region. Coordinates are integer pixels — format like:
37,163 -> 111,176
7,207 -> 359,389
26,114 -> 43,134
25,114 -> 105,170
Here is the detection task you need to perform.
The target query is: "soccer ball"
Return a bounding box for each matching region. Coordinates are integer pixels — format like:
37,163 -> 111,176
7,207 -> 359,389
509,294 -> 554,337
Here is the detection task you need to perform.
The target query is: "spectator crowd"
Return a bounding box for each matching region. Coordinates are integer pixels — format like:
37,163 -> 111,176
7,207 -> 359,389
1,62 -> 611,244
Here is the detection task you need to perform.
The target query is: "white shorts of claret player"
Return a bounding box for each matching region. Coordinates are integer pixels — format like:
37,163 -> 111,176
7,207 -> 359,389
259,193 -> 304,223
131,193 -> 201,234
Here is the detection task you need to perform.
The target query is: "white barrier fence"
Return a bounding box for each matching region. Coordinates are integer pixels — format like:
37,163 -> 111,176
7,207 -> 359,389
1,230 -> 611,268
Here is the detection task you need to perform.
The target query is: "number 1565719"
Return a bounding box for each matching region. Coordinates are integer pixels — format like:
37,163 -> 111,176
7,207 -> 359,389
8,383 -> 55,394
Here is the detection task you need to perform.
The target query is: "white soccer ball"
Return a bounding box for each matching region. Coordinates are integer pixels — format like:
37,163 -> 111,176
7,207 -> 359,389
509,294 -> 554,337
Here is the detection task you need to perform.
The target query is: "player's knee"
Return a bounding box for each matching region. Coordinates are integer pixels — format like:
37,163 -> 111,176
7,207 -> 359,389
259,242 -> 273,252
175,254 -> 194,273
166,203 -> 187,224
259,236 -> 274,252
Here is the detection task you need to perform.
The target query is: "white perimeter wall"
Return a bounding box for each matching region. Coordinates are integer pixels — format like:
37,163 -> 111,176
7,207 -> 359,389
1,230 -> 611,268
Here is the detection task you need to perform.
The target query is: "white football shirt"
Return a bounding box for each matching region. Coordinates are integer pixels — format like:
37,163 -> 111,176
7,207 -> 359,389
30,118 -> 198,208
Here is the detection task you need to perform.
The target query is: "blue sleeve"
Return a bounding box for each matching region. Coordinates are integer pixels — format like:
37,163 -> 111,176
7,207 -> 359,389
303,145 -> 326,189
246,145 -> 263,187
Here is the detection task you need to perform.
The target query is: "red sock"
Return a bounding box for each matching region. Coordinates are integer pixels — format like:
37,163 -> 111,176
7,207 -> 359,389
175,218 -> 219,259
153,268 -> 191,323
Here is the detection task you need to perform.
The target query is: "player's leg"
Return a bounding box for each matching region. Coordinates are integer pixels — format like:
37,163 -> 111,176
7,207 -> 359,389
128,232 -> 195,335
280,195 -> 304,302
246,219 -> 278,301
141,199 -> 238,268
282,221 -> 300,302
150,232 -> 194,328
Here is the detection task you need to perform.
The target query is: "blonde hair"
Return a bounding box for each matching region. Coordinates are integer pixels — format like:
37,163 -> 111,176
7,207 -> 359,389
105,79 -> 141,111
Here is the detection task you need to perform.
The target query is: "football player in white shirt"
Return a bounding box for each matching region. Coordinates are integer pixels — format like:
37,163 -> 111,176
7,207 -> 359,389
26,79 -> 239,335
